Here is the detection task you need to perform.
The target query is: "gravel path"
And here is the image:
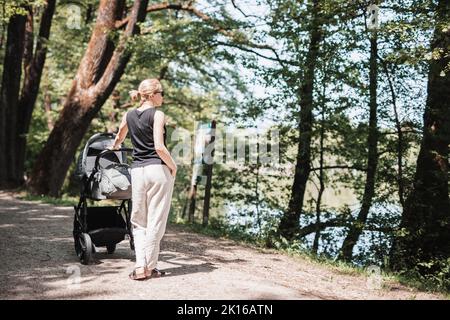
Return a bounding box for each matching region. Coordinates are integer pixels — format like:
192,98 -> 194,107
0,191 -> 445,300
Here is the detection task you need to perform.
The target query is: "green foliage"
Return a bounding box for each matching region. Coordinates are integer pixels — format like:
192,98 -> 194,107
0,0 -> 47,22
398,258 -> 450,292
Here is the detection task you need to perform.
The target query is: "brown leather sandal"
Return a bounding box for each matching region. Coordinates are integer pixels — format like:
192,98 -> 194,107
129,267 -> 148,280
146,267 -> 166,278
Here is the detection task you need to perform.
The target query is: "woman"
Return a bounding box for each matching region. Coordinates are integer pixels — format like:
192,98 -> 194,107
109,78 -> 177,280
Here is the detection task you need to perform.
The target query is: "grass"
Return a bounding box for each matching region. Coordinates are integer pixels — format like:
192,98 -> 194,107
14,189 -> 121,207
14,189 -> 79,207
395,273 -> 450,299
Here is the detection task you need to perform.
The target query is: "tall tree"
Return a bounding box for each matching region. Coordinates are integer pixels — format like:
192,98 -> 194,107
277,0 -> 323,241
0,0 -> 56,188
312,60 -> 329,254
338,1 -> 380,261
28,0 -> 149,196
17,0 -> 56,184
0,8 -> 27,188
390,0 -> 450,275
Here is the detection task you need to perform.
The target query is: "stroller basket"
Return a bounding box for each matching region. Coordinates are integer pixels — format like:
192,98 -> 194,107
85,206 -> 128,247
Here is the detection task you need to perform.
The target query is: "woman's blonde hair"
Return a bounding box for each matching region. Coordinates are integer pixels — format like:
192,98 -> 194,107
129,78 -> 162,105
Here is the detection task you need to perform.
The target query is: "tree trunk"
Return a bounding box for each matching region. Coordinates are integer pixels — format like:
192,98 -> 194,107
379,57 -> 405,207
338,27 -> 379,262
28,0 -> 149,196
15,0 -> 56,187
0,1 -> 55,188
390,0 -> 450,274
277,0 -> 322,241
202,120 -> 216,227
255,136 -> 262,236
313,81 -> 327,254
187,184 -> 197,223
0,11 -> 27,188
43,87 -> 54,131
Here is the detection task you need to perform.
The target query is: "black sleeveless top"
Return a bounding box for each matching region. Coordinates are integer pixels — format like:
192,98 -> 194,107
126,108 -> 167,168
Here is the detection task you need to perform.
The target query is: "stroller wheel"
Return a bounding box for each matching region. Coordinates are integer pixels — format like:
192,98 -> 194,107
106,244 -> 116,254
77,233 -> 93,265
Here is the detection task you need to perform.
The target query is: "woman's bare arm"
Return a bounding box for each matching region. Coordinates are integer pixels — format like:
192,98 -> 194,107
154,110 -> 177,176
110,112 -> 128,149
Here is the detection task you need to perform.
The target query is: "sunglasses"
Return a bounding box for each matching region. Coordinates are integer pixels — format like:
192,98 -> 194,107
156,91 -> 165,97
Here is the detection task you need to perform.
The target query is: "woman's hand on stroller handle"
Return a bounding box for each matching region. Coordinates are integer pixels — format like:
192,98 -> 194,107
107,144 -> 120,151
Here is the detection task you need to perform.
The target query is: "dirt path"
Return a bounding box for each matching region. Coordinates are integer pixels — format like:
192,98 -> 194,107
0,191 -> 445,300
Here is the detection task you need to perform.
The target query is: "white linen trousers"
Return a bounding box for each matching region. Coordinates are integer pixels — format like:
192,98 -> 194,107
130,164 -> 175,269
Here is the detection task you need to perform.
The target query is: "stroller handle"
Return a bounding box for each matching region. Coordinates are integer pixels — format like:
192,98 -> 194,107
94,148 -> 133,171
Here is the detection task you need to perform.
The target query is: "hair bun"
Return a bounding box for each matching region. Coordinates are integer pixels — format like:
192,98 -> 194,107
129,89 -> 140,102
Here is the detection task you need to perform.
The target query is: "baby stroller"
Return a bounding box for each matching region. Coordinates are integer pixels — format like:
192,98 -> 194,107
73,133 -> 134,265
